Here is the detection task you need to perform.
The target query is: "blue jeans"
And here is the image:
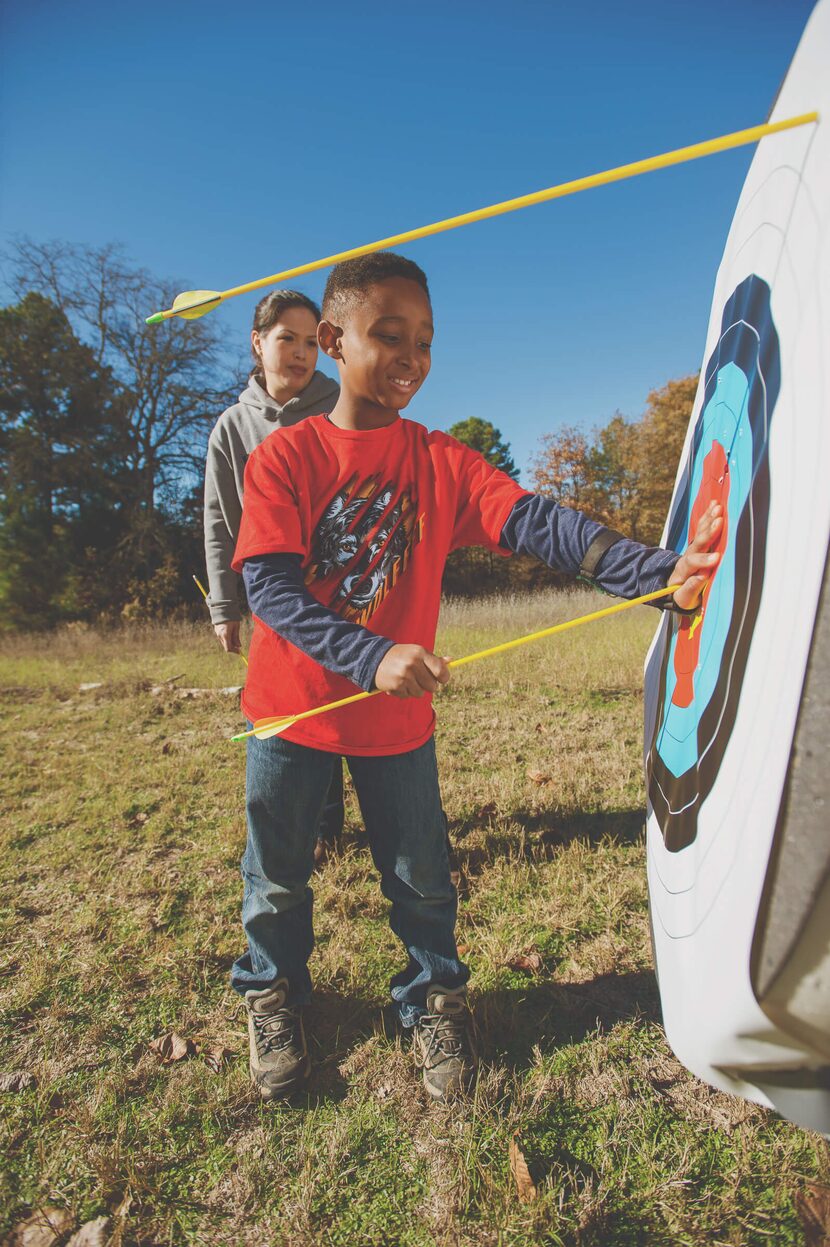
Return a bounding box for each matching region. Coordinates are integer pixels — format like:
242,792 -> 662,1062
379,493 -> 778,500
231,733 -> 468,1025
318,761 -> 344,844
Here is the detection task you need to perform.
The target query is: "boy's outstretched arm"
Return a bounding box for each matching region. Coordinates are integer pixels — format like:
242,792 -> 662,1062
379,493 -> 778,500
499,494 -> 721,608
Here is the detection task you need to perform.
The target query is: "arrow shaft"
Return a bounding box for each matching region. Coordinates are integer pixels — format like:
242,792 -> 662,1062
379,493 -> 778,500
233,584 -> 677,741
262,688 -> 378,734
159,112 -> 817,322
447,584 -> 676,668
194,573 -> 250,667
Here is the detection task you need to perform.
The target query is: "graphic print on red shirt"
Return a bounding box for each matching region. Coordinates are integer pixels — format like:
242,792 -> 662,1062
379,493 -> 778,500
233,414 -> 528,755
306,474 -> 424,626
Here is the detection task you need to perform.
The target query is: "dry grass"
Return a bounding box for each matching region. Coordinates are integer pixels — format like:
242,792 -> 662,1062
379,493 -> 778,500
0,592 -> 826,1246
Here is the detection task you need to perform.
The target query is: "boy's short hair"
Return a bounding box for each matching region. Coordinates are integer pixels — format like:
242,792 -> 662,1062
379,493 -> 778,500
322,251 -> 431,321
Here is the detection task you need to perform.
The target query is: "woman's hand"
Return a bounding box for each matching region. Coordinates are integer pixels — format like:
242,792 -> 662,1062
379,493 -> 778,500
375,644 -> 451,698
671,501 -> 723,611
214,621 -> 242,654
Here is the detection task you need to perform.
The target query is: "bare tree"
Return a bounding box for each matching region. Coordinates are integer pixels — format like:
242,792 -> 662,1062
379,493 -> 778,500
5,237 -> 236,516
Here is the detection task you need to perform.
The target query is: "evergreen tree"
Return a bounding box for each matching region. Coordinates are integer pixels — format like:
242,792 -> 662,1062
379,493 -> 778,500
0,293 -> 125,627
447,417 -> 520,479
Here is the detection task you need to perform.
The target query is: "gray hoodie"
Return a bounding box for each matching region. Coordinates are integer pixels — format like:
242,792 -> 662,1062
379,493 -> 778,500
203,370 -> 339,623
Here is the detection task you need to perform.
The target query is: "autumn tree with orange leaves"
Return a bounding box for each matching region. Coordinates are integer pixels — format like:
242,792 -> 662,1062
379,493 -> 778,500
531,375 -> 698,547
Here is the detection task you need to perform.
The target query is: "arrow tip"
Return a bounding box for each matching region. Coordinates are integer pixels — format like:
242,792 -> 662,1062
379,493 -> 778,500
145,311 -> 165,325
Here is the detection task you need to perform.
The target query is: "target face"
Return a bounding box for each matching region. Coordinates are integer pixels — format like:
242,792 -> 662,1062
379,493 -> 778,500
643,0 -> 830,1131
646,275 -> 781,851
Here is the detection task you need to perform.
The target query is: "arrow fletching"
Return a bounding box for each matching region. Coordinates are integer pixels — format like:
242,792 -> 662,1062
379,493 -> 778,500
233,687 -> 378,742
146,290 -> 222,325
238,712 -> 315,741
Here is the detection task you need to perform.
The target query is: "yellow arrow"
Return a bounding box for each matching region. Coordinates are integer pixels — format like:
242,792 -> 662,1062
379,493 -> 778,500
147,112 -> 818,326
193,574 -> 249,667
232,583 -> 680,742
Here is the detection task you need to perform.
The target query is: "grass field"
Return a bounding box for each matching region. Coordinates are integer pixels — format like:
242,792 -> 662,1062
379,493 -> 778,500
0,590 -> 826,1246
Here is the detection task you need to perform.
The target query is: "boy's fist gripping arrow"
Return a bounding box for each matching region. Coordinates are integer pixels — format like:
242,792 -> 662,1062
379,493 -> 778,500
374,645 -> 451,698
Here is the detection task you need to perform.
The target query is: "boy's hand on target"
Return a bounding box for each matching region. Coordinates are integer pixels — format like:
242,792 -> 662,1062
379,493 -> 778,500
671,501 -> 723,611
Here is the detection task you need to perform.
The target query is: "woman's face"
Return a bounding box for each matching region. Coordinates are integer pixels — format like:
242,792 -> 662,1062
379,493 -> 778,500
252,306 -> 319,400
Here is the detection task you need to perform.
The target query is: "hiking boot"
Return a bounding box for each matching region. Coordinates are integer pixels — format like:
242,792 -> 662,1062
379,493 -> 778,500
245,979 -> 310,1099
412,985 -> 478,1100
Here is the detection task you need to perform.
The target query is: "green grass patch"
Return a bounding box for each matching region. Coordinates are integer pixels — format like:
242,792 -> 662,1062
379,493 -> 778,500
0,594 -> 826,1245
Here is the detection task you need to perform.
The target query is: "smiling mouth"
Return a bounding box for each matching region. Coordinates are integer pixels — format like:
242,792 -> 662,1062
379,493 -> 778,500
389,376 -> 416,388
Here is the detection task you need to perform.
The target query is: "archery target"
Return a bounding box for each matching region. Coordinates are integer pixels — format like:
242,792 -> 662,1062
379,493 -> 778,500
647,275 -> 780,854
643,0 -> 830,1131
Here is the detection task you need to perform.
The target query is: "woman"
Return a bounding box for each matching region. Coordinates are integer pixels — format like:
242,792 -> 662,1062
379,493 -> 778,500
204,290 -> 342,857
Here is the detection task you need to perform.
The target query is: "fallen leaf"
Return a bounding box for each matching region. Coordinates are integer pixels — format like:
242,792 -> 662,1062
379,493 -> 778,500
161,741 -> 173,755
527,769 -> 550,785
507,952 -> 543,975
203,1045 -> 234,1073
149,1032 -> 196,1064
9,1206 -> 74,1247
456,943 -> 472,957
796,1182 -> 830,1247
66,1218 -> 111,1247
477,802 -> 497,818
509,1134 -> 537,1203
0,1070 -> 36,1093
375,1082 -> 392,1100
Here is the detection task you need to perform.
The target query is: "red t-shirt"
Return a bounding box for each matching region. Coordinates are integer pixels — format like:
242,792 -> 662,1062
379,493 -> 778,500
233,414 -> 528,755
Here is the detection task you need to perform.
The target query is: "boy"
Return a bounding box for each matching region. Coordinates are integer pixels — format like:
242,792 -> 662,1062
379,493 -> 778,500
231,252 -> 721,1101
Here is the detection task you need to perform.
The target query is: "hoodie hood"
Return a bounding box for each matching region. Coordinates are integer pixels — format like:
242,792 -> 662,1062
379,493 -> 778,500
238,371 -> 340,425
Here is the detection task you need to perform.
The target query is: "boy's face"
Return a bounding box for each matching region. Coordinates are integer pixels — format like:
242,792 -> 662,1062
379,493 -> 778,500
321,277 -> 434,415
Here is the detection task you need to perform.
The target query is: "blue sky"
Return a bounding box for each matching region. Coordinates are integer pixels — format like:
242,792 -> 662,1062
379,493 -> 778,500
0,0 -> 815,481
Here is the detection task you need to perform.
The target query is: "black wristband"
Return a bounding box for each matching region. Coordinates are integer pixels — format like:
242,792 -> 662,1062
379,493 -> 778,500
579,529 -> 626,580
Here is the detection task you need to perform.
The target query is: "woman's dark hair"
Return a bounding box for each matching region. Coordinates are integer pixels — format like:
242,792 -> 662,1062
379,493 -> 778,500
250,289 -> 321,378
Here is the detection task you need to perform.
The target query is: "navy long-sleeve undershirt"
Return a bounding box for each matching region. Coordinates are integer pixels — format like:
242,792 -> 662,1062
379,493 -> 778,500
242,554 -> 396,693
500,493 -> 678,598
242,495 -> 680,693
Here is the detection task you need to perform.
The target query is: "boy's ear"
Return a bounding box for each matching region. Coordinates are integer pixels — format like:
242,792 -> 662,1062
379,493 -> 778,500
317,319 -> 344,361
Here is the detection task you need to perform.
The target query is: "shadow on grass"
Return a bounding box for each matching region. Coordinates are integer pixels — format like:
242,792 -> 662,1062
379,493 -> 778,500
476,970 -> 661,1069
448,808 -> 644,878
301,986 -> 380,1103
